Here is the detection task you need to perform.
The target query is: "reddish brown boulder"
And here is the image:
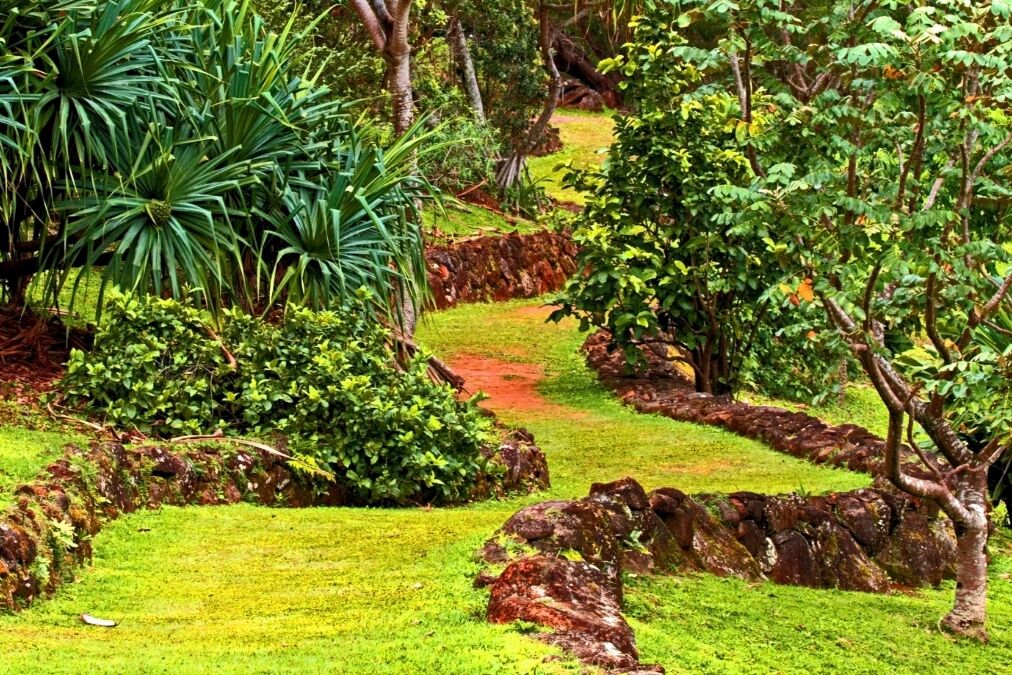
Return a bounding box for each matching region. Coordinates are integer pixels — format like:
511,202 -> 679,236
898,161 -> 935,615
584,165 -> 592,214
489,499 -> 623,596
812,522 -> 890,593
874,512 -> 957,587
768,531 -> 820,587
487,555 -> 640,670
833,492 -> 892,553
471,428 -> 551,501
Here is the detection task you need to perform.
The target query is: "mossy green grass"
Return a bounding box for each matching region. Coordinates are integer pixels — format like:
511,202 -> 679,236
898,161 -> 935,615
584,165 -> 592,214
0,298 -> 1008,673
0,505 -> 578,674
422,203 -> 540,240
528,111 -> 616,206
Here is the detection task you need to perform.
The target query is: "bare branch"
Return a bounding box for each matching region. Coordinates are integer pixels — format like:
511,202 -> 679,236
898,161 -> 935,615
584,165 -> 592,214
922,158 -> 955,211
729,49 -> 766,178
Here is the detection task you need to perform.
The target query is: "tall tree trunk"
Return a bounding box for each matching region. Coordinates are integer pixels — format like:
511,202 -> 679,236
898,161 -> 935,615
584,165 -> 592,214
384,11 -> 414,136
448,18 -> 485,124
386,37 -> 417,335
496,1 -> 561,189
349,0 -> 419,335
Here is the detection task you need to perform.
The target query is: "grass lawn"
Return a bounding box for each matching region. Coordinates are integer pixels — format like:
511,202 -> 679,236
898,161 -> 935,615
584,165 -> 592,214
0,427 -> 81,509
422,203 -> 541,241
0,505 -> 578,675
528,110 -> 616,206
0,298 -> 1008,673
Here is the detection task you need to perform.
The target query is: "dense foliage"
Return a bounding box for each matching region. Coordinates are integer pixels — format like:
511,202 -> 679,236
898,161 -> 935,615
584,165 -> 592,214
653,0 -> 1012,636
0,0 -> 429,320
552,16 -> 843,398
61,295 -> 495,504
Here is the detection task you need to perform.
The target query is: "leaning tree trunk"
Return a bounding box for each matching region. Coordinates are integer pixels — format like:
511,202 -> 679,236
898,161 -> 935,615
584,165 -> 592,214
449,18 -> 485,124
496,1 -> 561,189
827,292 -> 1002,641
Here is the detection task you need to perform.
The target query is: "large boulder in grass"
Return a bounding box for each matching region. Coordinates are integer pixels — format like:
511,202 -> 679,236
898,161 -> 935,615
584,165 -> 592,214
653,492 -> 762,581
811,521 -> 891,593
470,427 -> 551,501
874,511 -> 957,587
479,498 -> 623,598
589,478 -> 684,575
487,555 -> 642,671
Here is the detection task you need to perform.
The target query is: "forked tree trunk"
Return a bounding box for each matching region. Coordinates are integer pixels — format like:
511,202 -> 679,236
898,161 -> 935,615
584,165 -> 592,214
496,1 -> 561,189
823,297 -> 1003,641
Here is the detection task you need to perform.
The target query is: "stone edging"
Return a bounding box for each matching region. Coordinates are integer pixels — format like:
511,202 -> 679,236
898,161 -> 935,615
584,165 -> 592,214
1,430 -> 548,612
582,330 -> 931,480
476,477 -> 956,673
426,230 -> 577,309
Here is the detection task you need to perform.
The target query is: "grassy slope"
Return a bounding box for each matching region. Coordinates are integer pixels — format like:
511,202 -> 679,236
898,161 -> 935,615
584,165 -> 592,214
419,300 -> 867,499
0,402 -> 85,510
528,110 -> 616,206
422,203 -> 540,241
0,506 -> 578,675
0,299 -> 1007,673
420,300 -> 1012,674
0,428 -> 79,509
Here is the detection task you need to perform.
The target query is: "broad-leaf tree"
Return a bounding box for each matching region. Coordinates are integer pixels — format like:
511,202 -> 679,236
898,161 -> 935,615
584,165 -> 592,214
668,0 -> 1012,638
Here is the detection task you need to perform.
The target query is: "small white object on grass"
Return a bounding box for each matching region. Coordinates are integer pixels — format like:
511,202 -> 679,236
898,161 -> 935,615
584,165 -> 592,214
80,614 -> 117,628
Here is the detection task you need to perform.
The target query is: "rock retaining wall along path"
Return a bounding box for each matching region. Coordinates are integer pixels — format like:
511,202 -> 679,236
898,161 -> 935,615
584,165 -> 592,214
426,230 -> 578,309
0,430 -> 549,612
477,477 -> 957,673
582,330 -> 933,480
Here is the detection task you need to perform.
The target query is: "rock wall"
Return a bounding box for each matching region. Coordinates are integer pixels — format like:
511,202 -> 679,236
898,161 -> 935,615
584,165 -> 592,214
426,230 -> 578,309
1,430 -> 548,612
583,330 -> 932,480
477,477 -> 956,673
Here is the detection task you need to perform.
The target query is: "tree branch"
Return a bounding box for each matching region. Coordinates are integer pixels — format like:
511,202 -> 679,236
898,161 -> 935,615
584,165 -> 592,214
349,0 -> 388,51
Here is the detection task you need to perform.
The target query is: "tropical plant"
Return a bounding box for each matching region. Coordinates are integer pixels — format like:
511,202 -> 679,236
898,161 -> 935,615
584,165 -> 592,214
551,26 -> 845,398
0,0 -> 431,323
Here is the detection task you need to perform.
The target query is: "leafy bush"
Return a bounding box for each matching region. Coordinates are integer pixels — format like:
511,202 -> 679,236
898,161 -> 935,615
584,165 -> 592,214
61,295 -> 495,504
550,12 -> 845,400
418,115 -> 502,193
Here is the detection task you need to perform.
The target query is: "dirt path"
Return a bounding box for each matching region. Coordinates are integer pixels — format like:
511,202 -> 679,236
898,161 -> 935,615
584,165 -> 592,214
450,354 -> 583,420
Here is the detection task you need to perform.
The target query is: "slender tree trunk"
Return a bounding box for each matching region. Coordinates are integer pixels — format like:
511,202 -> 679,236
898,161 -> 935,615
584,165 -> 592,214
943,472 -> 990,640
386,38 -> 417,335
348,0 -> 419,336
385,29 -> 414,136
449,18 -> 485,124
496,1 -> 561,189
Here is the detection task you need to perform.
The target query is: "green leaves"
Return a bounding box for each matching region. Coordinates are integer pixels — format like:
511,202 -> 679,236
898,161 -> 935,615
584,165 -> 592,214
1,0 -> 433,322
61,295 -> 494,504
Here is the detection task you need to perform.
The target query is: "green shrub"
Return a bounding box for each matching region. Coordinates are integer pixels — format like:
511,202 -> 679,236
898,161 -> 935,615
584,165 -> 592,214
62,295 -> 495,504
418,115 -> 502,193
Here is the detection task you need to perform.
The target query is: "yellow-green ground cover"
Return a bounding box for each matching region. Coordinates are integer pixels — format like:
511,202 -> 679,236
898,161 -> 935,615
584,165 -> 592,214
528,110 -> 616,205
0,300 -> 1008,674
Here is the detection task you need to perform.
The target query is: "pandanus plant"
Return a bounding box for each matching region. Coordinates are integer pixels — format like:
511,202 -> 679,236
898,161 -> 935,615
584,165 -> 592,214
0,0 -> 432,323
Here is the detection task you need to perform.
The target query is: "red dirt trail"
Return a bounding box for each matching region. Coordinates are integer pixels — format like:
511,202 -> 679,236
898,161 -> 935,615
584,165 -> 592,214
450,354 -> 583,420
